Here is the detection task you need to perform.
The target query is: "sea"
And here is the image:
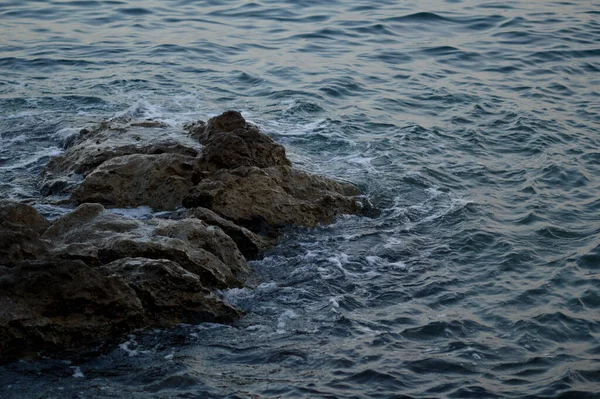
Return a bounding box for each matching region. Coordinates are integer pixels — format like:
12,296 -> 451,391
0,0 -> 599,398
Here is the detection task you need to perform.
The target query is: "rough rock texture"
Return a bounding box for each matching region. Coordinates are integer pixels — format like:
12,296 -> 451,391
41,117 -> 199,196
43,203 -> 250,288
194,110 -> 291,172
100,258 -> 241,325
1,109 -> 367,362
184,165 -> 363,235
0,201 -> 50,234
71,153 -> 196,211
0,202 -> 250,361
0,259 -> 144,359
179,207 -> 273,259
0,202 -> 51,266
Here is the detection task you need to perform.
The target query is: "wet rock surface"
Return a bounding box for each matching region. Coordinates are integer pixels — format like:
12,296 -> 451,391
41,117 -> 199,196
1,111 -> 367,362
71,153 -> 196,211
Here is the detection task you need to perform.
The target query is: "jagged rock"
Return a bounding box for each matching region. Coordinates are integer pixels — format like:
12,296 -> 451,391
43,203 -> 250,288
193,110 -> 290,173
0,259 -> 144,360
52,243 -> 100,267
0,201 -> 50,234
0,201 -> 51,266
179,207 -> 273,259
184,120 -> 206,142
71,153 -> 196,211
100,258 -> 241,325
41,118 -> 199,196
184,165 -> 364,235
10,109 -> 368,361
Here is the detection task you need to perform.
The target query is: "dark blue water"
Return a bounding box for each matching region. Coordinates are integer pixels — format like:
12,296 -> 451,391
1,0 -> 600,397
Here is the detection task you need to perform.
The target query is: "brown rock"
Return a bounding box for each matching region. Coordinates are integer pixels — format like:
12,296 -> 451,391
194,110 -> 290,173
180,207 -> 273,259
0,201 -> 52,266
100,258 -> 241,325
0,201 -> 49,234
43,204 -> 249,288
0,259 -> 144,360
71,153 -> 196,211
184,165 -> 364,235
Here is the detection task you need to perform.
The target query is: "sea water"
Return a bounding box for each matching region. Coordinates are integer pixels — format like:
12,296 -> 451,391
1,0 -> 599,397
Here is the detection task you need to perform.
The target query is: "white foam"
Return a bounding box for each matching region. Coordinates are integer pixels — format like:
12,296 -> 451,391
276,309 -> 298,334
118,336 -> 149,357
71,366 -> 85,378
383,237 -> 403,249
425,186 -> 444,198
0,147 -> 62,171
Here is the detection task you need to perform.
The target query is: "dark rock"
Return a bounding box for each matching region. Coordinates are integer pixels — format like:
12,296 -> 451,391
43,204 -> 250,288
181,207 -> 273,259
100,258 -> 241,325
0,259 -> 144,360
0,201 -> 49,234
71,153 -> 196,211
0,201 -> 51,266
184,165 -> 364,235
184,120 -> 206,142
193,110 -> 290,173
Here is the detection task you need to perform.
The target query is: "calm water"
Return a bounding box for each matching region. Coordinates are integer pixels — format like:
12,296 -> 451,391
1,0 -> 600,398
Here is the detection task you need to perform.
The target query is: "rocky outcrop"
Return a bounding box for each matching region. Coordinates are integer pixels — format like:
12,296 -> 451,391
184,111 -> 365,236
194,110 -> 290,171
100,258 -> 241,325
0,203 -> 249,361
177,207 -> 273,260
1,110 -> 368,362
0,259 -> 144,359
43,203 -> 250,288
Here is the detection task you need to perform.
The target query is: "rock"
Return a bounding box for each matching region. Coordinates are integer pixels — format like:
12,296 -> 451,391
184,120 -> 206,142
43,204 -> 250,288
100,258 -> 241,325
179,207 -> 273,259
152,218 -> 249,280
184,165 -> 364,235
71,153 -> 196,211
0,227 -> 51,266
51,243 -> 100,267
0,201 -> 51,266
0,201 -> 49,234
41,118 -> 199,196
0,259 -> 144,360
193,110 -> 290,173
